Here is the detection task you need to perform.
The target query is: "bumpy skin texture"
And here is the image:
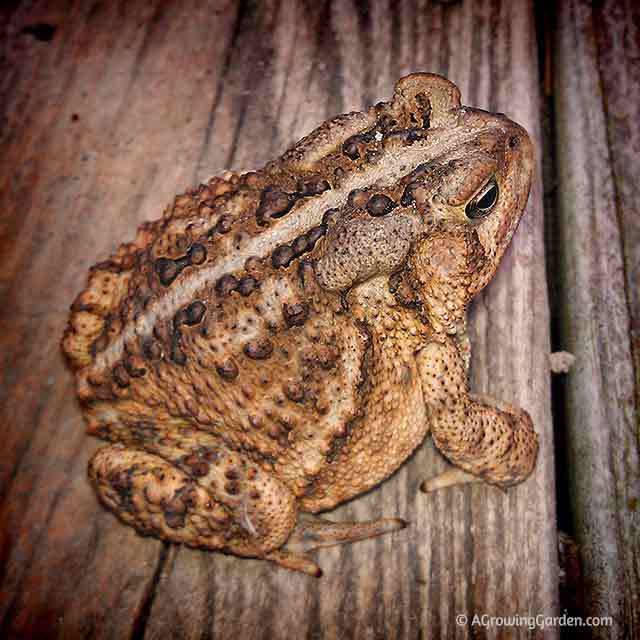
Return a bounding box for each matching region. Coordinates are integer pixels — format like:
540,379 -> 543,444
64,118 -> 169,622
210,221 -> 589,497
62,73 -> 538,575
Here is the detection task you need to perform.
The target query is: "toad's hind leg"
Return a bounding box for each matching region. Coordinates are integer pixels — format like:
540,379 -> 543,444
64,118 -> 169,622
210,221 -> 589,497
89,445 -> 404,576
417,339 -> 539,490
88,445 -> 317,572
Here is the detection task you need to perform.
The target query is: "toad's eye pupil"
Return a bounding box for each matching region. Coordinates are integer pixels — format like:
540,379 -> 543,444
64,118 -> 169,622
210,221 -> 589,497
476,184 -> 498,209
466,181 -> 499,219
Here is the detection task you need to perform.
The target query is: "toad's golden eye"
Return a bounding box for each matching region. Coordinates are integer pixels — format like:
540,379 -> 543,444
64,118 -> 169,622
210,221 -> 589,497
465,179 -> 499,219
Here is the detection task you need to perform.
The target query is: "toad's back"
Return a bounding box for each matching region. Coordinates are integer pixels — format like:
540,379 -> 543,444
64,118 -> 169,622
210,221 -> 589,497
62,74 -> 453,493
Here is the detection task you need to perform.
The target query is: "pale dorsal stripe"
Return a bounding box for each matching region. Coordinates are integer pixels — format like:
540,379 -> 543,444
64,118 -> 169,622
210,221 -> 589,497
91,125 -> 484,375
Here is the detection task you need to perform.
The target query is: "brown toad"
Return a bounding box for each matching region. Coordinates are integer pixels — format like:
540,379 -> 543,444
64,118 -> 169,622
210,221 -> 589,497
62,73 -> 538,576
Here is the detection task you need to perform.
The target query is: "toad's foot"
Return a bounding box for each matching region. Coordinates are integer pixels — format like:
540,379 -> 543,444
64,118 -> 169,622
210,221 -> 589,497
417,340 -> 539,488
285,515 -> 407,554
267,516 -> 406,577
420,466 -> 483,492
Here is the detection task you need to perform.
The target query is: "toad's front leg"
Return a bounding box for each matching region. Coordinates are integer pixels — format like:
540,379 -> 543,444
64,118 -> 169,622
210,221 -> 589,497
417,339 -> 539,491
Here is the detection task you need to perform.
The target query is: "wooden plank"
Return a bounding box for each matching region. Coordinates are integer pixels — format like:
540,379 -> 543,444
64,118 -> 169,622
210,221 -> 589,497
0,2 -> 241,638
0,1 -> 557,638
553,1 -> 640,637
592,0 -> 640,409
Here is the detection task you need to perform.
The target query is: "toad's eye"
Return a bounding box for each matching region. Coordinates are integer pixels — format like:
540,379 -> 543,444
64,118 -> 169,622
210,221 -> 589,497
465,180 -> 499,219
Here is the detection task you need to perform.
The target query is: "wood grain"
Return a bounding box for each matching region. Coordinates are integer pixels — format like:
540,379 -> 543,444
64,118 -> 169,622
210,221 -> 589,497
0,1 -> 557,638
553,1 -> 640,637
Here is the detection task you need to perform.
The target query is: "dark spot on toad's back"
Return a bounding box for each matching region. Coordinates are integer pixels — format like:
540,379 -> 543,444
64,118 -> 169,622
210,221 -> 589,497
291,235 -> 309,256
216,274 -> 238,296
401,183 -> 416,206
257,188 -> 296,224
188,243 -> 207,265
225,481 -> 240,495
272,245 -> 295,268
216,215 -> 233,234
113,365 -> 130,388
192,462 -> 210,477
238,276 -> 257,296
283,302 -> 308,327
366,194 -> 396,216
342,138 -> 361,160
155,258 -> 179,286
184,301 -> 206,325
306,224 -> 327,249
217,359 -> 239,380
243,337 -> 273,360
301,178 -> 330,197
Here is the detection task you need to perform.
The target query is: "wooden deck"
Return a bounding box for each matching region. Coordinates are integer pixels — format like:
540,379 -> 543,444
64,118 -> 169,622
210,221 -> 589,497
0,1 -> 636,638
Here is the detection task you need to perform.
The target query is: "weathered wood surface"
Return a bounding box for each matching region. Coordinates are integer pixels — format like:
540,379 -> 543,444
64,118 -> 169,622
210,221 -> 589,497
0,1 -> 557,638
553,1 -> 640,637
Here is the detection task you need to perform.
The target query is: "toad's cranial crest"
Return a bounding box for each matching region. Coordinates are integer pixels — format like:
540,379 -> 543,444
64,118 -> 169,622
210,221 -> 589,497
62,73 -> 538,576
